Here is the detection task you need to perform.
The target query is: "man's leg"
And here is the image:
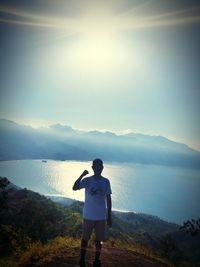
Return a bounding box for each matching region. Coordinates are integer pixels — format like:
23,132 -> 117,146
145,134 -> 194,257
94,240 -> 103,261
93,220 -> 105,266
80,219 -> 93,266
80,239 -> 88,262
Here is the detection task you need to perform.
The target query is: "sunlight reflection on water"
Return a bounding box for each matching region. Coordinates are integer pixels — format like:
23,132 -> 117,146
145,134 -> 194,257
0,159 -> 200,224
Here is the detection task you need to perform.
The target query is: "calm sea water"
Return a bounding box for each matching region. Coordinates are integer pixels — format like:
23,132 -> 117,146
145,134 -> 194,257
0,159 -> 200,224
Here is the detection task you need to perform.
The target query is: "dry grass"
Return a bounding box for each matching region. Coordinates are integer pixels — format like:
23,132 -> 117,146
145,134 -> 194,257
0,236 -> 196,267
0,236 -> 80,267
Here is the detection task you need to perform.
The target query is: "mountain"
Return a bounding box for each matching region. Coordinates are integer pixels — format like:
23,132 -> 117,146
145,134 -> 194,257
0,119 -> 92,161
49,123 -> 75,133
0,118 -> 200,168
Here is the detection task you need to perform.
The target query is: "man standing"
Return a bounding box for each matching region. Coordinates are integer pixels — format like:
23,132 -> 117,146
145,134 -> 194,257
72,158 -> 112,267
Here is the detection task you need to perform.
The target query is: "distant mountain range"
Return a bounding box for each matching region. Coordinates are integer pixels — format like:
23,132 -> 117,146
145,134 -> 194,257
0,118 -> 200,168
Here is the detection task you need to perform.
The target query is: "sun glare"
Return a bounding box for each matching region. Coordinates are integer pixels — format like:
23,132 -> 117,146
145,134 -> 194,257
65,7 -> 124,73
11,1 -> 198,80
68,34 -> 122,72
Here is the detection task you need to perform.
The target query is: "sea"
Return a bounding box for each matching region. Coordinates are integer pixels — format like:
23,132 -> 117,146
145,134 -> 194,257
0,159 -> 200,224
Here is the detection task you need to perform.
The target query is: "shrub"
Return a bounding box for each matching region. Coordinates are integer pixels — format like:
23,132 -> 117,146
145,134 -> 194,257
0,225 -> 31,256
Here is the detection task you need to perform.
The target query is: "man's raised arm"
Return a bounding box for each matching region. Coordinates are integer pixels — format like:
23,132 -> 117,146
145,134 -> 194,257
72,170 -> 88,191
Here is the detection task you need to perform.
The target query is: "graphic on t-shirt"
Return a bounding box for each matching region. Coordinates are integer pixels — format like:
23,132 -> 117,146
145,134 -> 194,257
90,187 -> 104,196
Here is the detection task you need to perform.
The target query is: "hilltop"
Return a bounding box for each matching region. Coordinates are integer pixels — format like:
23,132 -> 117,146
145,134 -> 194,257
14,239 -> 169,267
1,177 -> 200,266
1,118 -> 200,168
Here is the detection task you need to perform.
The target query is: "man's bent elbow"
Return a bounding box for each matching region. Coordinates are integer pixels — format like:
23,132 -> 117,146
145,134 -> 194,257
72,185 -> 79,191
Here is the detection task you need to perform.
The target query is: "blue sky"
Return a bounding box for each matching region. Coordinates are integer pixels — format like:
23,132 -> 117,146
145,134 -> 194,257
0,0 -> 200,150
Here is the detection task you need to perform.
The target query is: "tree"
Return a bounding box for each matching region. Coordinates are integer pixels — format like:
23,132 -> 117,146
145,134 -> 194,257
180,219 -> 200,236
0,177 -> 10,210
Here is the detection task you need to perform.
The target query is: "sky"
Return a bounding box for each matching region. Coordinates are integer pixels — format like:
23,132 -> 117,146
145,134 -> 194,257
0,0 -> 200,150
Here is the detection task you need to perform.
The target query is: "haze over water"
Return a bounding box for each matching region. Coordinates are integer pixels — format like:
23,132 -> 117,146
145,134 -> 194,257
0,159 -> 199,224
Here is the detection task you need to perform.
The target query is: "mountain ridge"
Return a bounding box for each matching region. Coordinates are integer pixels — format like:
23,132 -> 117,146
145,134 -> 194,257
1,118 -> 198,152
0,118 -> 200,168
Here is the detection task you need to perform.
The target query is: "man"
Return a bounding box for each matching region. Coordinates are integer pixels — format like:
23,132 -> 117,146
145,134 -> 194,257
72,158 -> 112,267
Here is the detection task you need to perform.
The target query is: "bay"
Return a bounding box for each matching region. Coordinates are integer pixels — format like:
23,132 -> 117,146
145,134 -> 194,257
0,159 -> 199,224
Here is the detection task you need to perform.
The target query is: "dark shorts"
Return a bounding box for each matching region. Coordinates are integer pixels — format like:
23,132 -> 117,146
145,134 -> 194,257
82,219 -> 106,241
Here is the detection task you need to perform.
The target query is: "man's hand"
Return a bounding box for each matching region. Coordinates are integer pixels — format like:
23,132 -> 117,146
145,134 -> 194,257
81,170 -> 89,177
72,170 -> 88,191
107,217 -> 112,227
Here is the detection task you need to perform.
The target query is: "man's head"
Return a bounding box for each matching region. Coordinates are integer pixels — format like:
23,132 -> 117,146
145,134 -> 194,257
92,158 -> 104,176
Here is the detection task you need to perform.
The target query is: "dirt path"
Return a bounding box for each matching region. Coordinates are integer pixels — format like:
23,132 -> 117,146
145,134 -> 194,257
26,246 -> 169,267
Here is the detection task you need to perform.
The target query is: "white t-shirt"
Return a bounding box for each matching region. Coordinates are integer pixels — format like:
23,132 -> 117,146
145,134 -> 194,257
79,175 -> 112,220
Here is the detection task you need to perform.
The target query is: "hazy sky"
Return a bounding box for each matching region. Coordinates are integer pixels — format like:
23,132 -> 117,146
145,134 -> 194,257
0,0 -> 200,150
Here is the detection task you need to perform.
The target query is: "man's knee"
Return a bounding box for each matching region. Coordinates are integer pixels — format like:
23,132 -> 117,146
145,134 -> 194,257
95,240 -> 103,249
81,239 -> 88,249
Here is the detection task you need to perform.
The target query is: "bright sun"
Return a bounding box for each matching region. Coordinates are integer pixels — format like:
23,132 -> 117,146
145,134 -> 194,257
30,1 -> 200,79
65,5 -> 126,73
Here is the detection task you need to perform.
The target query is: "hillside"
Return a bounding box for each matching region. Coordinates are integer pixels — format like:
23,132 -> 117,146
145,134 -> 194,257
0,177 -> 199,267
1,118 -> 200,168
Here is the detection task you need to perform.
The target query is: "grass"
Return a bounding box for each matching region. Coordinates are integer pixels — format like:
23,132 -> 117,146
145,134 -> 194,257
106,238 -> 174,267
0,236 -> 197,267
0,236 -> 80,267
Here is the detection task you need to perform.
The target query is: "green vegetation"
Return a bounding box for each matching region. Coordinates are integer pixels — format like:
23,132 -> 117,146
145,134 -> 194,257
0,177 -> 199,267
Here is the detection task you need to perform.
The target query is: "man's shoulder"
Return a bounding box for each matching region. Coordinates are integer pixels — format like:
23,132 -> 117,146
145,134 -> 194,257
84,176 -> 93,181
101,176 -> 110,183
81,176 -> 93,184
